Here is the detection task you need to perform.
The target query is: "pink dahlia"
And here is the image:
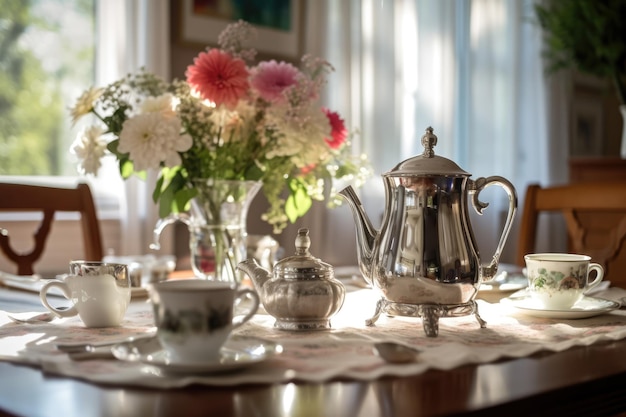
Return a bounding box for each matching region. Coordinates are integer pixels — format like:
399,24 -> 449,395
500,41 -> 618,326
250,60 -> 300,102
323,108 -> 347,149
186,49 -> 250,109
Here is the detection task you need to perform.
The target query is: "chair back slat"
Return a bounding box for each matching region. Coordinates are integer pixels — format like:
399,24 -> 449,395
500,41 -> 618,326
516,182 -> 626,288
0,182 -> 103,275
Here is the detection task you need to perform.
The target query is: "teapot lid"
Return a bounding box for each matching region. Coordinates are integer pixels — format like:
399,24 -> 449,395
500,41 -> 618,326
273,228 -> 333,280
385,127 -> 470,177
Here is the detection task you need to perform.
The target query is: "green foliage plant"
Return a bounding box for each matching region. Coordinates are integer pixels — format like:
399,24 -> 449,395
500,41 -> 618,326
534,0 -> 626,105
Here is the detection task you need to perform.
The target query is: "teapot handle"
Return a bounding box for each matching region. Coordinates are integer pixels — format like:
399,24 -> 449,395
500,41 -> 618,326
468,176 -> 518,280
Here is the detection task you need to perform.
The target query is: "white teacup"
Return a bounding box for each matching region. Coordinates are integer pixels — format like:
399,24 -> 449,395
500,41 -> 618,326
148,279 -> 260,363
40,261 -> 131,327
524,253 -> 604,310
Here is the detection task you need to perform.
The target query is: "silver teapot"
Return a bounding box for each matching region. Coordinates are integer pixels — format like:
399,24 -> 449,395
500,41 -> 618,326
237,228 -> 346,331
339,127 -> 517,337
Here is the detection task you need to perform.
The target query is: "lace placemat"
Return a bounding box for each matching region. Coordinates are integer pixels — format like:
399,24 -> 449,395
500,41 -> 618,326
2,287 -> 626,388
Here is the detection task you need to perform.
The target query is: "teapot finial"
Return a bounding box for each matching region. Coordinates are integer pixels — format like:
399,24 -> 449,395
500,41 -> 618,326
421,127 -> 438,158
294,228 -> 311,256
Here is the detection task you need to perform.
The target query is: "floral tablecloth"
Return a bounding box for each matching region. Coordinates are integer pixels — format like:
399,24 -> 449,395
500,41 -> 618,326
2,284 -> 626,388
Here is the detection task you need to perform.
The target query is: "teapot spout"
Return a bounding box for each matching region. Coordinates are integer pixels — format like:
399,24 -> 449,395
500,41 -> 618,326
237,258 -> 271,295
338,186 -> 377,278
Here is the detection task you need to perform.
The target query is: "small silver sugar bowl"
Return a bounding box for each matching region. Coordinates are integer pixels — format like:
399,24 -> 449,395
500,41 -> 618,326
237,228 -> 346,331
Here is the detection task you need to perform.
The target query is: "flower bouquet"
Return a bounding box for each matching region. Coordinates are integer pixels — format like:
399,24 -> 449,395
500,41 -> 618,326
70,20 -> 369,235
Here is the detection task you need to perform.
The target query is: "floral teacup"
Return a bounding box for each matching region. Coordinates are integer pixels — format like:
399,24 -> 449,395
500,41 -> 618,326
524,253 -> 604,310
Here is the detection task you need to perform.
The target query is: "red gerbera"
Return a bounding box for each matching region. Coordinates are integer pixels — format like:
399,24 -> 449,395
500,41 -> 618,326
323,108 -> 347,149
186,49 -> 250,109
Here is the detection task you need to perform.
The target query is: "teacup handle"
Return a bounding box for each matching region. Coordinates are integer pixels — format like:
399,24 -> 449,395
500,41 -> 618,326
586,263 -> 605,291
39,279 -> 78,318
231,288 -> 260,329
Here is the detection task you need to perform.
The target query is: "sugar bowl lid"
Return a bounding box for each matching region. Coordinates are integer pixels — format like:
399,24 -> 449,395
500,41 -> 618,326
385,126 -> 470,177
273,228 -> 333,280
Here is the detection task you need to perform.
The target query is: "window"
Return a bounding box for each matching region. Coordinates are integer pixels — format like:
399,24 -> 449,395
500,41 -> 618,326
0,1 -> 122,274
0,0 -> 95,176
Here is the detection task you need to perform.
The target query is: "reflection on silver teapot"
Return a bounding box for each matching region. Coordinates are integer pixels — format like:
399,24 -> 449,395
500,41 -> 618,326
340,127 -> 517,337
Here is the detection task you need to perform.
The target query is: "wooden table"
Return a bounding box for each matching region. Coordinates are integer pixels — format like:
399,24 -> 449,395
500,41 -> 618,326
2,330 -> 626,416
2,278 -> 626,417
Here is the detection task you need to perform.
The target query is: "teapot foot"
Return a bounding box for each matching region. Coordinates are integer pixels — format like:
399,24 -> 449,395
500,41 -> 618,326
366,298 -> 486,337
274,319 -> 331,331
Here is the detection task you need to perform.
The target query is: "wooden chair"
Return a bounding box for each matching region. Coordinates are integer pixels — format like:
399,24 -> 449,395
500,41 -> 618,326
0,182 -> 104,275
516,182 -> 626,287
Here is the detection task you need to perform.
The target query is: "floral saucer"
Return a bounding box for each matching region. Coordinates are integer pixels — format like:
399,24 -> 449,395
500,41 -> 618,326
111,335 -> 282,374
502,292 -> 621,319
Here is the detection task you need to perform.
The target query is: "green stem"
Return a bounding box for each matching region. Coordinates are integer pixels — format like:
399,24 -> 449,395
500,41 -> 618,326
206,194 -> 237,282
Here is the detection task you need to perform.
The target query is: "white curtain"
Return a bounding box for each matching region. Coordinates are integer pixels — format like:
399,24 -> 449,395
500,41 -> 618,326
97,0 -> 172,256
93,0 -> 569,263
307,0 -> 566,265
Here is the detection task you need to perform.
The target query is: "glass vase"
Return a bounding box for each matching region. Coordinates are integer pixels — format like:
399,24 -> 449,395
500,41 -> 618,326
151,179 -> 261,284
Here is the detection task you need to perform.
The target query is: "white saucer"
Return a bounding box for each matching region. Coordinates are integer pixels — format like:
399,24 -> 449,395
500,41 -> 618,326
502,292 -> 621,319
479,274 -> 527,294
477,270 -> 527,303
480,264 -> 527,291
112,335 -> 282,374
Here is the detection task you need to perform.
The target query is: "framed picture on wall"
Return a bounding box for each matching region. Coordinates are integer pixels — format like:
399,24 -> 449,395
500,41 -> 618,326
179,0 -> 304,60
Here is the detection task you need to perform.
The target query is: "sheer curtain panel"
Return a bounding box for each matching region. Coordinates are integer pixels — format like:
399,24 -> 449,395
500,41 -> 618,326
315,0 -> 561,264
96,0 -> 172,256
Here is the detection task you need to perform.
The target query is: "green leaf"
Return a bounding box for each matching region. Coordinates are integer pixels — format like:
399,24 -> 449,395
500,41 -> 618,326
106,139 -> 121,156
154,167 -> 183,204
120,160 -> 135,178
158,191 -> 174,218
106,140 -> 137,179
173,187 -> 197,212
157,171 -> 187,218
285,181 -> 312,223
103,105 -> 129,135
244,163 -> 264,181
153,175 -> 165,203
